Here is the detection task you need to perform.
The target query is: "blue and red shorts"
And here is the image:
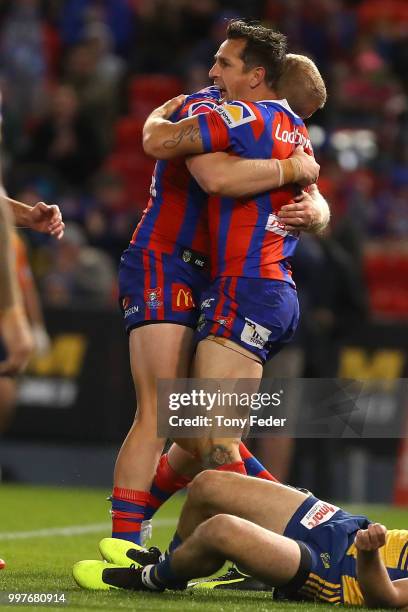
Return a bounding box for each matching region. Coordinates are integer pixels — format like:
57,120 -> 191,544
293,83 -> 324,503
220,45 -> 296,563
118,246 -> 210,333
194,276 -> 299,363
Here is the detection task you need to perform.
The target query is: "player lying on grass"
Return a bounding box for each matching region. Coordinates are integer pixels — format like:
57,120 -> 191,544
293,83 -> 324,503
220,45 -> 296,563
74,471 -> 408,608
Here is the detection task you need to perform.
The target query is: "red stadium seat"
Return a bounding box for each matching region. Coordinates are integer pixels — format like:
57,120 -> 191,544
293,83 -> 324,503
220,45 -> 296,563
364,251 -> 408,318
114,117 -> 145,152
104,152 -> 154,211
129,74 -> 184,116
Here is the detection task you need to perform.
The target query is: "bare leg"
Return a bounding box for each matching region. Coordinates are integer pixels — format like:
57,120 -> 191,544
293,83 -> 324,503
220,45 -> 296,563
177,339 -> 262,468
114,324 -> 194,491
167,444 -> 202,478
0,378 -> 17,433
172,513 -> 301,586
177,470 -> 308,540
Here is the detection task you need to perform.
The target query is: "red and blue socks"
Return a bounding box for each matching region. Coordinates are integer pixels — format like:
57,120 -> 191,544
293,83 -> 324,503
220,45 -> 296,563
111,487 -> 150,545
144,454 -> 191,521
239,442 -> 279,482
215,459 -> 247,474
141,532 -> 186,591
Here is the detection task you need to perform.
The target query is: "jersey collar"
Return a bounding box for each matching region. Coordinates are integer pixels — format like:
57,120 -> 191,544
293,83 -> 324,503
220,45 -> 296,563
258,98 -> 301,119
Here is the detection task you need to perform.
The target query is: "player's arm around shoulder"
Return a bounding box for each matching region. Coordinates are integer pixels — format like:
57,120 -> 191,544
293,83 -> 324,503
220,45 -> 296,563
143,95 -> 206,159
355,523 -> 408,609
186,145 -> 321,199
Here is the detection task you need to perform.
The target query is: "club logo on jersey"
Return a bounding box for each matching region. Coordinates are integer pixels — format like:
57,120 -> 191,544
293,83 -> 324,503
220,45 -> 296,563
144,287 -> 163,310
216,316 -> 233,330
122,296 -> 139,318
188,100 -> 218,116
320,553 -> 331,569
215,101 -> 256,128
300,500 -> 340,530
201,298 -> 215,310
181,248 -> 208,269
240,318 -> 271,349
172,284 -> 195,311
274,123 -> 312,151
182,250 -> 192,263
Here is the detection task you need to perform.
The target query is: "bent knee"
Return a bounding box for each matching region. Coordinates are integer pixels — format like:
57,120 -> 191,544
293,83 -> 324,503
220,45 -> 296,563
188,470 -> 222,505
195,514 -> 241,548
188,470 -> 237,506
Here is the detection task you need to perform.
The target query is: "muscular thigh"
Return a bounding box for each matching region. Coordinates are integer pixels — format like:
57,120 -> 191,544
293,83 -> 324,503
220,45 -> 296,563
193,335 -> 262,378
220,515 -> 302,585
204,472 -> 309,535
130,323 -> 194,384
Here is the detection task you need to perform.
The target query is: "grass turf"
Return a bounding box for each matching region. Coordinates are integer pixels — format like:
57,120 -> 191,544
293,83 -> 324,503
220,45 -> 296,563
0,484 -> 407,611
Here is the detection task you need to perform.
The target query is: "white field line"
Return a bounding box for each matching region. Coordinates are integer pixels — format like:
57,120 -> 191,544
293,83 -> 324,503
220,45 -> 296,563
0,518 -> 176,541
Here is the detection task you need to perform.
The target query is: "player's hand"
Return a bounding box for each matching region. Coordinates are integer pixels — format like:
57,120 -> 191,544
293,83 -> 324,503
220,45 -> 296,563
278,190 -> 321,232
290,145 -> 320,187
154,95 -> 187,120
32,324 -> 51,356
28,202 -> 65,239
355,523 -> 387,552
0,304 -> 33,376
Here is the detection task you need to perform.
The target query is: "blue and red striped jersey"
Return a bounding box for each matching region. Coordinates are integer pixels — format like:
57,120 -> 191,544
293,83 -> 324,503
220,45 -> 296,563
197,99 -> 314,283
129,87 -> 221,256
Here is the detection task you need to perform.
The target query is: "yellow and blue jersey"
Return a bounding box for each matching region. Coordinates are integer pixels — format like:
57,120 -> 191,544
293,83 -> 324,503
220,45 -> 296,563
341,529 -> 408,606
282,495 -> 408,606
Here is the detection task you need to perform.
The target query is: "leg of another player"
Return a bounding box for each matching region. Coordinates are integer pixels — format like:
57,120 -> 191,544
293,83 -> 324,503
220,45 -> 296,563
164,444 -> 202,478
176,339 -> 263,469
144,338 -> 277,523
143,445 -> 201,524
171,514 -> 302,587
0,378 -> 17,433
112,324 -> 194,543
177,471 -> 307,541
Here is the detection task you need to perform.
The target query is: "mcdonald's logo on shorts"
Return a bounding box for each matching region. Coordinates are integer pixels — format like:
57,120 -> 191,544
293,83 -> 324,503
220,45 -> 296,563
172,283 -> 195,311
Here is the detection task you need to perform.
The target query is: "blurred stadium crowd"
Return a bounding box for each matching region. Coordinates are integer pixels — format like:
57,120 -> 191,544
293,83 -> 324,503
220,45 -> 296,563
1,0 -> 407,317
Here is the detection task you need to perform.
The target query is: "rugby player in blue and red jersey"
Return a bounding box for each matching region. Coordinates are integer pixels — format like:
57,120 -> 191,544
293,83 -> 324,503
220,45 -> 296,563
139,26 -> 328,474
111,23 -> 327,547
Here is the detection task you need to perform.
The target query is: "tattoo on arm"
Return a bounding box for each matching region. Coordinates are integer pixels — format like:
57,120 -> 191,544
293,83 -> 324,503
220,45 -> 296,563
202,444 -> 234,469
163,125 -> 203,150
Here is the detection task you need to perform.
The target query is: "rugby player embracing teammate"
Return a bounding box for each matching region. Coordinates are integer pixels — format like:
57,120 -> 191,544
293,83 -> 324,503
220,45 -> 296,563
109,21 -> 327,548
138,26 -> 328,488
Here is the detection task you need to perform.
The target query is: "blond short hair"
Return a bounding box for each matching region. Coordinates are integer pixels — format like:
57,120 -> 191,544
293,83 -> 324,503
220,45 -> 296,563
277,54 -> 327,119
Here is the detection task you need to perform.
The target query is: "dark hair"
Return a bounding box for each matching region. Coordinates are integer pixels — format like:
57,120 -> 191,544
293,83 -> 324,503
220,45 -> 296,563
226,19 -> 287,89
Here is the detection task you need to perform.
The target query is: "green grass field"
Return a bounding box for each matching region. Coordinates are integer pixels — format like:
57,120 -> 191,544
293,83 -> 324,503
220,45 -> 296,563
0,485 -> 406,611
